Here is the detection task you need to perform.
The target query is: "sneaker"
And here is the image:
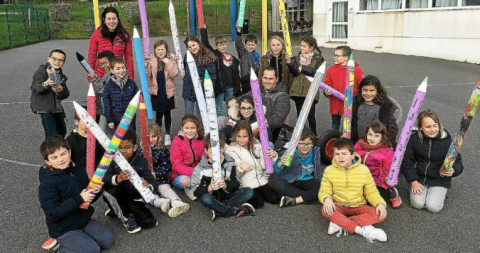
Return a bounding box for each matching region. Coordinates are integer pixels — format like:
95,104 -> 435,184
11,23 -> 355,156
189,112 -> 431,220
279,196 -> 296,208
41,238 -> 59,251
357,225 -> 387,243
236,203 -> 256,218
164,134 -> 171,146
104,208 -> 117,218
389,188 -> 402,208
123,217 -> 141,234
211,210 -> 217,221
327,222 -> 342,235
153,197 -> 171,213
168,201 -> 190,218
184,188 -> 197,201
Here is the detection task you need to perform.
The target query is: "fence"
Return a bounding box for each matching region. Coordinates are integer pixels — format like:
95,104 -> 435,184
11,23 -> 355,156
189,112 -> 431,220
0,4 -> 50,50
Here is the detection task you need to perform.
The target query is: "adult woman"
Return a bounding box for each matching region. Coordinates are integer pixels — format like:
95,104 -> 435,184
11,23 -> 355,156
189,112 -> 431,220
258,36 -> 292,88
88,7 -> 134,79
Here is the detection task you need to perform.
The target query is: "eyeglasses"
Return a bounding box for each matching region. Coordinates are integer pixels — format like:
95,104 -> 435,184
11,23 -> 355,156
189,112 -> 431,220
49,56 -> 65,63
240,107 -> 253,112
298,143 -> 313,148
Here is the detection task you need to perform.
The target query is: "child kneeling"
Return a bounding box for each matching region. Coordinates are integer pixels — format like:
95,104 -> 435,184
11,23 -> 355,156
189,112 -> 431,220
319,138 -> 388,242
191,134 -> 255,220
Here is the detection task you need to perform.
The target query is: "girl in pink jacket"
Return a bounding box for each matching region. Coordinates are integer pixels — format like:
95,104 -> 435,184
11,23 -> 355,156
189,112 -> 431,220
170,115 -> 206,199
354,121 -> 402,208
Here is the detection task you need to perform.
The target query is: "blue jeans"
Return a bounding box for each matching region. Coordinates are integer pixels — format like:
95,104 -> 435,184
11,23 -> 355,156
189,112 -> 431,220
200,187 -> 254,217
331,114 -> 342,130
56,219 -> 114,253
172,175 -> 191,189
215,86 -> 234,116
184,99 -> 200,116
40,112 -> 67,138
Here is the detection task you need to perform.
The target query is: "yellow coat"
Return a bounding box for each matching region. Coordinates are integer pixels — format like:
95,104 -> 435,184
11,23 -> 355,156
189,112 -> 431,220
318,154 -> 386,208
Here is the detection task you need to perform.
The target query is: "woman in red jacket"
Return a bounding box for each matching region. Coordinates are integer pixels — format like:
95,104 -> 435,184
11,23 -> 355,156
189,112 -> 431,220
88,7 -> 134,80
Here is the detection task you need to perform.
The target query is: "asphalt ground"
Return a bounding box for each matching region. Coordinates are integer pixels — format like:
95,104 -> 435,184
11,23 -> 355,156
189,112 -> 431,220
1,35 -> 479,252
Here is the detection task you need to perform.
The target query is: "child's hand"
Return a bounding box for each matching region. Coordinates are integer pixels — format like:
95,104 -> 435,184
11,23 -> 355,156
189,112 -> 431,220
376,204 -> 387,220
117,170 -> 131,183
80,188 -> 97,202
322,198 -> 335,216
280,154 -> 287,164
52,85 -> 63,94
91,182 -> 104,193
240,162 -> 252,172
141,178 -> 150,188
411,181 -> 424,195
442,168 -> 455,177
228,99 -> 237,107
267,148 -> 276,158
108,123 -> 115,129
87,72 -> 96,79
218,179 -> 227,190
210,178 -> 221,191
43,79 -> 56,87
324,88 -> 333,96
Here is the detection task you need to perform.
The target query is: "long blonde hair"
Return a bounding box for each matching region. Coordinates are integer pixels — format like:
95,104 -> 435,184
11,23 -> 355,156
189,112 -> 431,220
268,35 -> 286,56
148,123 -> 164,148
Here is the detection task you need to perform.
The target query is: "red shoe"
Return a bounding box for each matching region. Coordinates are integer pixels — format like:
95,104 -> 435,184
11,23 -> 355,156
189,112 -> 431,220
41,238 -> 59,251
390,196 -> 402,208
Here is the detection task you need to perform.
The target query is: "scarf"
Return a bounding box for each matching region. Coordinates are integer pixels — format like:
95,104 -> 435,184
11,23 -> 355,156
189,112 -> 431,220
250,51 -> 260,67
222,54 -> 233,67
111,74 -> 128,89
300,52 -> 314,66
358,139 -> 385,152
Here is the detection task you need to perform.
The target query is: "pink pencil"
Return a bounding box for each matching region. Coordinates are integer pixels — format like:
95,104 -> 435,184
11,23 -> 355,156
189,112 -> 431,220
86,84 -> 96,179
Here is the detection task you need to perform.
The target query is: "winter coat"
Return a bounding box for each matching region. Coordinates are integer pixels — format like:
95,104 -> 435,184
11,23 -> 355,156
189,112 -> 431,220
151,146 -> 171,185
182,53 -> 217,100
90,70 -> 113,115
170,133 -> 206,180
146,54 -> 178,98
191,154 -> 240,201
351,98 -> 399,144
88,28 -> 134,79
225,141 -> 277,189
323,62 -> 364,115
401,130 -> 464,188
287,53 -> 325,100
102,78 -> 139,124
318,154 -> 386,208
30,64 -> 70,113
201,28 -> 241,96
354,140 -> 394,190
274,146 -> 322,183
38,164 -> 98,238
235,31 -> 259,94
258,52 -> 292,89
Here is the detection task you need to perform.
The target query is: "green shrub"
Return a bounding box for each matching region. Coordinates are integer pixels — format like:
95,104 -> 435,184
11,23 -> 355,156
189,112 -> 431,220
49,3 -> 72,22
121,2 -> 140,26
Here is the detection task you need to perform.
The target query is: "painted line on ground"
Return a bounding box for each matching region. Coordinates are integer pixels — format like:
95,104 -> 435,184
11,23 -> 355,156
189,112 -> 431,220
0,100 -> 86,106
0,157 -> 41,167
386,82 -> 473,88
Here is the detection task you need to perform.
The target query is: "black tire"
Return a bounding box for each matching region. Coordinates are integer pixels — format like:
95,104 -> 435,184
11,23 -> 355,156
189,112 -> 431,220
318,129 -> 341,165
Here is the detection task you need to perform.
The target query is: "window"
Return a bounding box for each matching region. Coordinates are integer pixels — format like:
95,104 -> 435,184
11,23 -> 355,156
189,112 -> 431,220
406,0 -> 428,8
382,0 -> 402,9
463,0 -> 480,5
433,0 -> 457,7
360,0 -> 379,10
332,1 -> 348,39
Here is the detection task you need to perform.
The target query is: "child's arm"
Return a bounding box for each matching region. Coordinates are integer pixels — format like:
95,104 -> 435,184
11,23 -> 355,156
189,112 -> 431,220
300,56 -> 324,77
318,169 -> 333,204
273,152 -> 287,174
55,76 -> 70,100
191,165 -> 208,197
170,138 -> 195,177
87,34 -> 99,74
400,137 -> 419,183
234,29 -> 247,58
382,149 -> 394,184
200,28 -> 215,53
287,57 -> 301,76
451,152 -> 464,177
165,56 -> 179,79
31,67 -> 51,95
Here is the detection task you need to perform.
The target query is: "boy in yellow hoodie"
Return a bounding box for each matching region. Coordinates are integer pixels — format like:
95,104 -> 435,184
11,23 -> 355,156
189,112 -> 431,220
318,138 -> 388,242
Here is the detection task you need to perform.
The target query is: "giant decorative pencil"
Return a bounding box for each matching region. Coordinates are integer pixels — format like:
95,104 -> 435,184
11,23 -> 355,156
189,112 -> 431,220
342,54 -> 354,138
237,0 -> 247,28
76,52 -> 94,74
73,100 -> 155,205
306,76 -> 345,101
93,0 -> 100,28
168,0 -> 185,76
133,26 -> 154,119
387,77 -> 428,186
195,0 -> 206,28
440,81 -> 480,176
284,62 -> 326,166
139,95 -> 153,173
86,84 -> 96,179
138,0 -> 151,59
230,0 -> 237,40
79,91 -> 142,208
250,68 -> 273,173
190,0 -> 197,35
204,71 -> 222,181
278,0 -> 292,58
262,0 -> 267,55
186,50 -> 210,134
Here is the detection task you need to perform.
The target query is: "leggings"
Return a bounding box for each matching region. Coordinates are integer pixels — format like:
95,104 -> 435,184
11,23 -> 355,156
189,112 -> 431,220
292,96 -> 318,135
155,110 -> 172,134
247,184 -> 280,209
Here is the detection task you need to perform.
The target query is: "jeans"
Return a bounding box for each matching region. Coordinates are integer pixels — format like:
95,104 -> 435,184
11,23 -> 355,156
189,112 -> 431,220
172,175 -> 191,190
410,185 -> 448,213
184,99 -> 200,116
215,86 -> 234,116
331,114 -> 342,130
56,219 -> 114,253
40,112 -> 67,138
200,187 -> 254,217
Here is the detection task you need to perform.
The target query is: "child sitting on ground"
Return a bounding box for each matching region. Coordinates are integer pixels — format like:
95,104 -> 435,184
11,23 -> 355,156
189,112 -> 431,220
191,133 -> 255,220
319,138 -> 388,242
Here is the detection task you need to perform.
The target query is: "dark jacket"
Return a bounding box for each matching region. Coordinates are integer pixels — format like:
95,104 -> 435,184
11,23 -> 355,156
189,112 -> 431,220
351,97 -> 399,145
191,155 -> 240,201
151,146 -> 171,185
182,53 -> 217,100
66,131 -> 104,169
287,53 -> 325,100
259,52 -> 292,90
401,130 -> 464,188
38,164 -> 98,238
235,30 -> 259,94
30,64 -> 70,113
200,28 -> 241,96
90,70 -> 113,115
102,78 -> 139,124
274,147 -> 322,183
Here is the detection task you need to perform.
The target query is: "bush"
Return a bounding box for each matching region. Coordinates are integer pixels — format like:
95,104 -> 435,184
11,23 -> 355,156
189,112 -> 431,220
121,2 -> 140,26
49,3 -> 72,22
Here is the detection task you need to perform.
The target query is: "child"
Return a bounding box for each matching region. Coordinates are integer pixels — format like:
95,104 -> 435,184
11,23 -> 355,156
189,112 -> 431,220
102,57 -> 139,131
323,45 -> 364,130
286,36 -> 325,135
146,40 -> 179,146
258,36 -> 292,88
38,136 -> 114,252
149,123 -> 190,217
223,96 -> 263,144
170,115 -> 206,200
401,109 -> 464,213
87,50 -> 115,123
352,75 -> 398,145
225,120 -> 280,208
191,133 -> 255,220
319,138 -> 387,242
183,35 -> 217,115
30,49 -> 70,138
354,122 -> 402,208
235,26 -> 259,95
102,130 -> 158,233
271,128 -> 322,207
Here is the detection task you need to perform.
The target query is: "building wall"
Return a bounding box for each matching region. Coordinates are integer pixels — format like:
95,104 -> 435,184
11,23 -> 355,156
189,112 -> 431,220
313,1 -> 480,64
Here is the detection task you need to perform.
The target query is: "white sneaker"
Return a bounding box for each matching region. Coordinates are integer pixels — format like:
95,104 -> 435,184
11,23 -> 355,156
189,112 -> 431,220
184,188 -> 197,200
357,225 -> 387,242
153,196 -> 171,213
164,134 -> 171,146
168,200 -> 190,218
327,222 -> 342,235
